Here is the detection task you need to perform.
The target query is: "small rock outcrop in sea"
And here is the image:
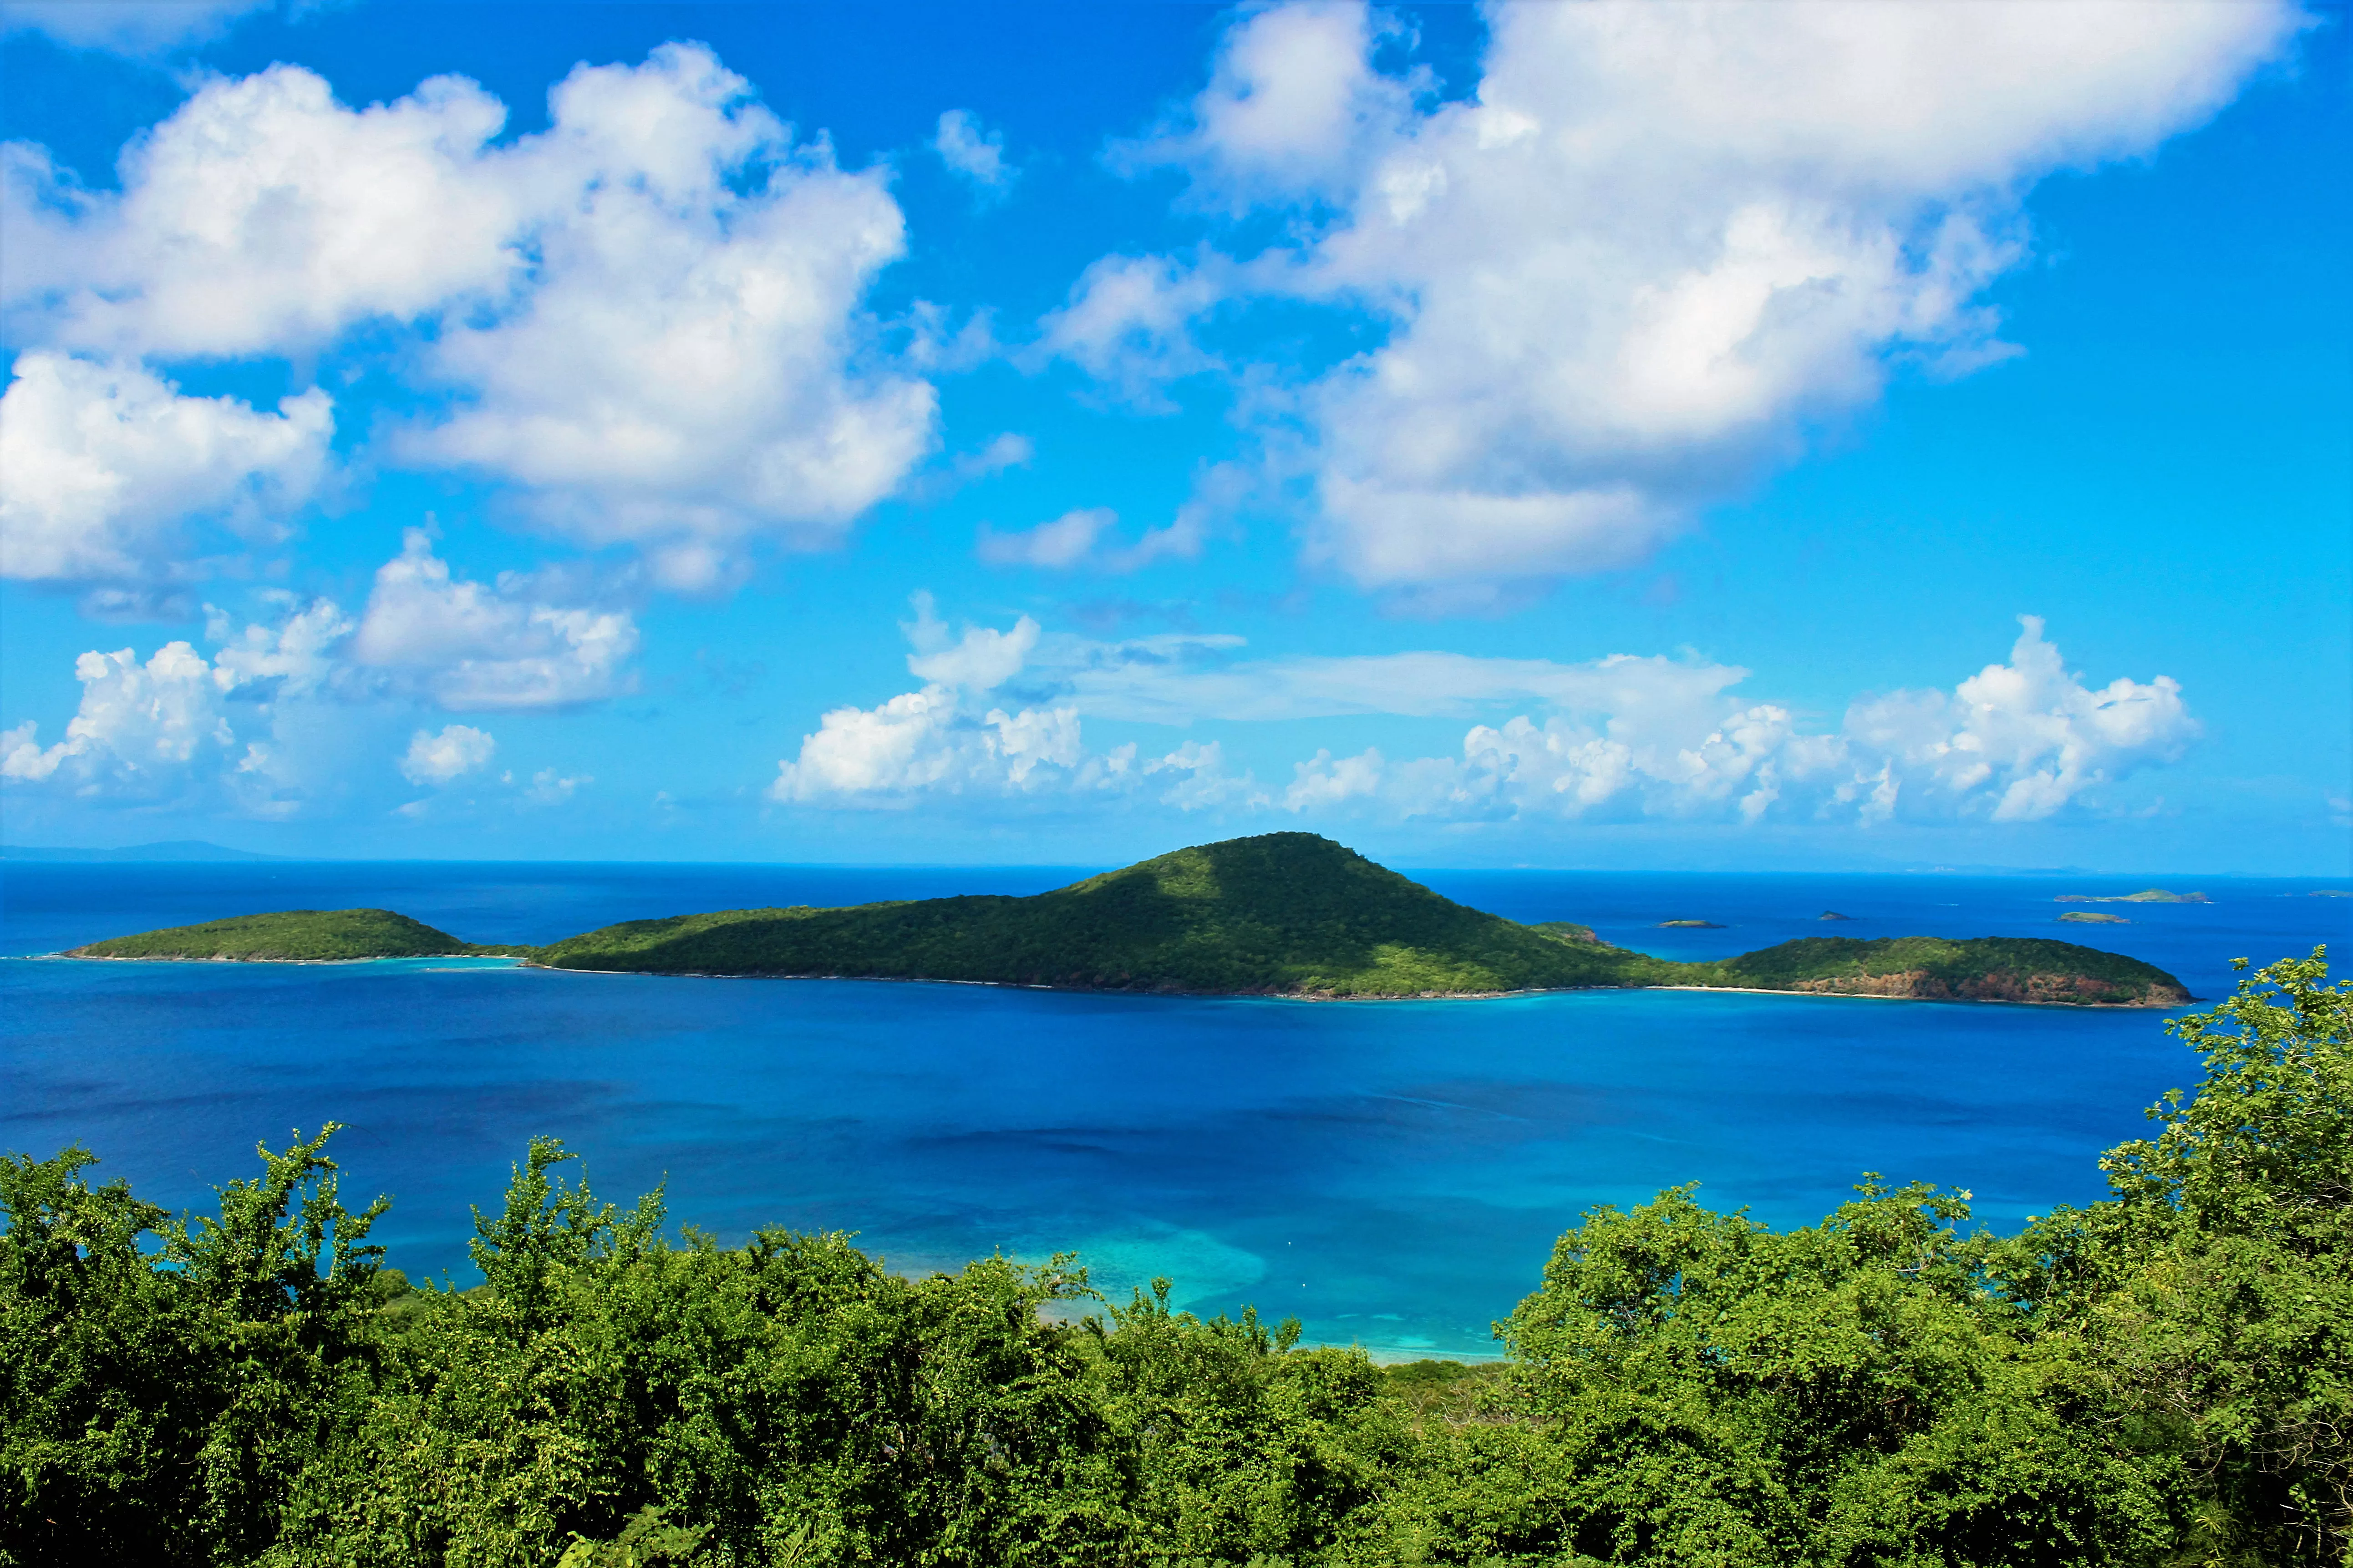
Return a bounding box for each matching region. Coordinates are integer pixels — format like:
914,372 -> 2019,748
1818,911 -> 1855,921
1657,919 -> 1725,929
2059,911 -> 2132,924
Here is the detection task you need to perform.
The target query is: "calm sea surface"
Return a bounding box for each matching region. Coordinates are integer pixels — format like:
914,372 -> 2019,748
4,860 -> 2346,1359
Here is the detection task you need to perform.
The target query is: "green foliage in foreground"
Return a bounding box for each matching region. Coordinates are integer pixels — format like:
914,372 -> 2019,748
5,955 -> 2345,1565
69,908 -> 524,962
533,832 -> 1669,997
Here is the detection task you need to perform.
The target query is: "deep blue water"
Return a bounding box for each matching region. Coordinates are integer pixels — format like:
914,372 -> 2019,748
4,861 -> 2346,1359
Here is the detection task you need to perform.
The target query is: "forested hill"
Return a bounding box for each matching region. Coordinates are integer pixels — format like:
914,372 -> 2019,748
63,833 -> 2190,1005
69,908 -> 522,963
534,832 -> 1661,996
1693,934 -> 2191,1007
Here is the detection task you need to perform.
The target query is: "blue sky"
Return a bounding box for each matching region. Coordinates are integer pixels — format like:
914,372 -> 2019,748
0,0 -> 2345,873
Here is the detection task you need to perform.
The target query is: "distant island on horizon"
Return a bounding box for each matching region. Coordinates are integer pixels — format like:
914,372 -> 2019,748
65,832 -> 2193,1008
1,840 -> 284,863
2054,888 -> 2210,904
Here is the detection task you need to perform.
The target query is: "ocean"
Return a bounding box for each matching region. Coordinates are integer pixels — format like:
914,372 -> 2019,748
4,859 -> 2345,1360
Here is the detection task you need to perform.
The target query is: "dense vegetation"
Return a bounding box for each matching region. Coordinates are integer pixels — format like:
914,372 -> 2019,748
73,835 -> 2190,1006
1694,934 -> 2190,1006
69,908 -> 520,962
5,953 -> 2344,1564
529,833 -> 1661,995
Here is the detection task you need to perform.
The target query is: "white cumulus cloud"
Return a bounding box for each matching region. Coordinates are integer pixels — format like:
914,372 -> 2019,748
398,724 -> 496,786
0,597 -> 354,815
768,683 -> 1093,805
350,530 -> 639,711
772,604 -> 1082,803
1117,0 -> 1414,209
403,45 -> 935,587
1080,0 -> 2305,591
769,599 -> 1256,809
0,353 -> 332,590
1034,253 -> 1228,409
1273,618 -> 2196,826
932,109 -> 1015,194
1843,616 -> 2198,823
762,604 -> 2197,829
3,45 -> 934,589
2,68 -> 522,358
0,642 -> 231,787
2,524 -> 646,816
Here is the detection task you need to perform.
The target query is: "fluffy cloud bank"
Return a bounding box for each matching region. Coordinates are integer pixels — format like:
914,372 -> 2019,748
0,536 -> 630,816
767,607 -> 2194,827
351,531 -> 638,710
0,599 -> 353,816
0,353 -> 332,594
1062,0 -> 2302,591
770,599 -> 1250,808
2,43 -> 932,592
1277,619 -> 2196,825
770,607 -> 1090,803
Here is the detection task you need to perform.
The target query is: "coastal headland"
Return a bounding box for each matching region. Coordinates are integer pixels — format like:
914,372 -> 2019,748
64,832 -> 2193,1006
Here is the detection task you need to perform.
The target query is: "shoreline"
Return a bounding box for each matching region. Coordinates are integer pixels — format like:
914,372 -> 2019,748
1645,982 -> 2186,1009
40,951 -> 2188,1007
47,950 -> 523,967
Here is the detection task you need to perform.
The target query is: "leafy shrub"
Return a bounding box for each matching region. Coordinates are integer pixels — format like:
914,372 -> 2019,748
4,952 -> 2343,1565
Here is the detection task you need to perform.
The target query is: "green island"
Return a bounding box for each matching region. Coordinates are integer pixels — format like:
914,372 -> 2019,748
5,953 -> 2345,1565
2060,910 -> 2133,924
71,907 -> 529,962
67,833 -> 2192,1007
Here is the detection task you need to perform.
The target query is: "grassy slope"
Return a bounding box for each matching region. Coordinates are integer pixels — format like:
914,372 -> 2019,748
534,832 -> 1668,997
71,908 -> 511,962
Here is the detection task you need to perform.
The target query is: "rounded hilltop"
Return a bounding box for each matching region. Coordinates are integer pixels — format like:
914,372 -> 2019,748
532,831 -> 1654,998
67,908 -> 525,963
65,833 -> 2191,1006
1688,935 -> 2190,1006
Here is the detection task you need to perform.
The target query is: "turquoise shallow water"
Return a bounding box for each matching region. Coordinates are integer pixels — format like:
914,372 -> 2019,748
4,861 -> 2346,1359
